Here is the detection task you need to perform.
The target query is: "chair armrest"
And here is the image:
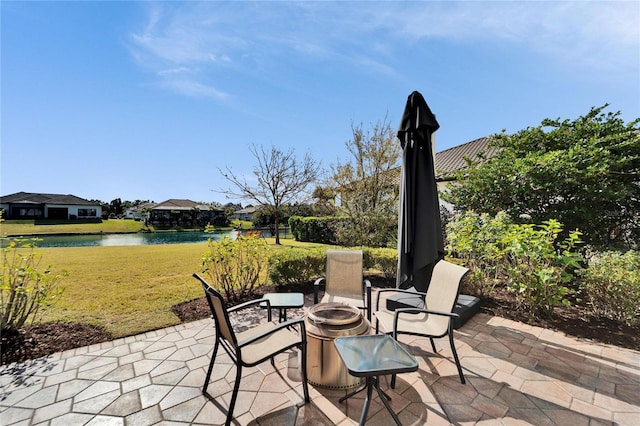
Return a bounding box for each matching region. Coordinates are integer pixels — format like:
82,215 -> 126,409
392,308 -> 460,338
394,307 -> 460,319
313,277 -> 325,304
375,288 -> 427,310
364,279 -> 372,322
236,317 -> 306,348
228,298 -> 270,313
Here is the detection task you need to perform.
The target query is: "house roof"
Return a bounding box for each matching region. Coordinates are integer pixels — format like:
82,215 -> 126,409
0,191 -> 97,206
434,136 -> 499,178
386,135 -> 499,186
234,206 -> 258,214
151,199 -> 222,211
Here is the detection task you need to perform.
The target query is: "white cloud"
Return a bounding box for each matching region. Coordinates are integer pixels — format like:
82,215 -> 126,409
160,79 -> 228,100
128,1 -> 639,97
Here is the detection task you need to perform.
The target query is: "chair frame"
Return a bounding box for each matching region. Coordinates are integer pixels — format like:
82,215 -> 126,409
193,273 -> 309,426
313,249 -> 372,322
374,261 -> 469,385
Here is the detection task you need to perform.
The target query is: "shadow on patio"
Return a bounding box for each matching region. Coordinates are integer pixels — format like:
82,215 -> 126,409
1,290 -> 639,425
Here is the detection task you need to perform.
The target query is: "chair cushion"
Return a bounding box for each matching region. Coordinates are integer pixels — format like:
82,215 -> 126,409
385,288 -> 425,311
453,294 -> 481,329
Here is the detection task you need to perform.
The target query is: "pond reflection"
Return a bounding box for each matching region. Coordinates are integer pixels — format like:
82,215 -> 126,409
13,230 -> 239,248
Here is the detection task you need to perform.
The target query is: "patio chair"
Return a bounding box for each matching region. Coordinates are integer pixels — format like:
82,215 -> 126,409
192,273 -> 309,426
313,249 -> 372,322
373,260 -> 470,385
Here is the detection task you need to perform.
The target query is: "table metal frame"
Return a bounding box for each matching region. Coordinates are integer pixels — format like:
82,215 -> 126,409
334,334 -> 418,425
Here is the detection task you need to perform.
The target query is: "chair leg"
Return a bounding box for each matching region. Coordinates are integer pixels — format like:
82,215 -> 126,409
300,342 -> 310,403
448,332 -> 466,384
203,338 -> 219,393
430,337 -> 437,353
226,364 -> 242,426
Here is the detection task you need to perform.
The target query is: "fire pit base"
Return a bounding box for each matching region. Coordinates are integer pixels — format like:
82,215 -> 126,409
305,303 -> 371,389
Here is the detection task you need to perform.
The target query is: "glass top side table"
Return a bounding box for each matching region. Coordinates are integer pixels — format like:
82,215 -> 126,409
334,334 -> 418,425
260,292 -> 304,322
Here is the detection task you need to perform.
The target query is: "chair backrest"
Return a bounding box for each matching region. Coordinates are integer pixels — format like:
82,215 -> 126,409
325,249 -> 364,297
193,274 -> 237,348
424,261 -> 470,331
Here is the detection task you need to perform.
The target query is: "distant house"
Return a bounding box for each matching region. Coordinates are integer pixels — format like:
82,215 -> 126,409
148,199 -> 226,227
230,206 -> 258,221
124,202 -> 155,220
0,192 -> 102,220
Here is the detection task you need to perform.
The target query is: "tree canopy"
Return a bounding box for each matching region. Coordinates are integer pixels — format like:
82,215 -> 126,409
446,105 -> 640,248
330,117 -> 401,247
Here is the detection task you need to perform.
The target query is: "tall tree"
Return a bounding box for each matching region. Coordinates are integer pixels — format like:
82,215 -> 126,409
446,105 -> 640,248
219,145 -> 321,244
330,116 -> 401,247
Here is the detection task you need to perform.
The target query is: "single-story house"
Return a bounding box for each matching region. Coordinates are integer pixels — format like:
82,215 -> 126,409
148,199 -> 226,227
230,206 -> 258,221
124,202 -> 155,220
0,192 -> 102,220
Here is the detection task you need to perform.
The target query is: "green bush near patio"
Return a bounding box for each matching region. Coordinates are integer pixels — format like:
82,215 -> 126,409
268,246 -> 326,285
201,235 -> 272,303
363,247 -> 397,279
446,211 -> 584,319
1,238 -> 66,333
580,249 -> 640,325
445,211 -> 511,296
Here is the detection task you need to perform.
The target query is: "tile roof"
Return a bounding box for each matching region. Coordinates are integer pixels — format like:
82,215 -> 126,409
434,136 -> 499,178
0,191 -> 97,205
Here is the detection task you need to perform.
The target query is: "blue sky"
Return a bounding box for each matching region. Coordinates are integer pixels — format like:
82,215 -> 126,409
2,1 -> 639,205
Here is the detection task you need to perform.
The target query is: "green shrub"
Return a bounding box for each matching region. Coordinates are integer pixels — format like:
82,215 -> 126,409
446,212 -> 584,318
201,235 -> 271,303
446,211 -> 511,296
580,250 -> 640,325
268,247 -> 326,285
364,247 -> 397,279
288,216 -> 342,244
502,220 -> 583,318
1,237 -> 65,332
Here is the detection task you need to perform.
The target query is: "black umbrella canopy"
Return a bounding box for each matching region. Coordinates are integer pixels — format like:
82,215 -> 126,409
396,91 -> 445,292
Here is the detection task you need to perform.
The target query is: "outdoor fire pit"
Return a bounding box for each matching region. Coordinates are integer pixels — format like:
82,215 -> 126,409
305,302 -> 371,389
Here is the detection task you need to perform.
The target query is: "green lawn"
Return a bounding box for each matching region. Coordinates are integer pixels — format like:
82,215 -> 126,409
36,238 -> 328,338
1,219 -> 144,237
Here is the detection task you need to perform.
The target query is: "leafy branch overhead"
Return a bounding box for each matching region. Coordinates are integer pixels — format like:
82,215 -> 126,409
446,104 -> 640,248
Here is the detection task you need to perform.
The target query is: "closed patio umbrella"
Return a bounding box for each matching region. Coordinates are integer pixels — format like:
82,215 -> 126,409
396,90 -> 444,292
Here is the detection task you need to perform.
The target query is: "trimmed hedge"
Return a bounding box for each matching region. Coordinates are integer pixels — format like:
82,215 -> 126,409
288,216 -> 348,244
363,247 -> 398,279
268,247 -> 327,285
268,246 -> 399,286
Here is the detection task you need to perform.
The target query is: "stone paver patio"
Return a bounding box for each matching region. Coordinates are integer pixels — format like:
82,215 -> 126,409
1,291 -> 639,425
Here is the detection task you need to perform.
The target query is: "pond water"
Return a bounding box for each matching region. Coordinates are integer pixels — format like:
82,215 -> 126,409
11,230 -> 239,248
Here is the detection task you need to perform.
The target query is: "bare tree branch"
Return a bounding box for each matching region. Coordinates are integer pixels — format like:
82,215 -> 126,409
218,144 -> 322,244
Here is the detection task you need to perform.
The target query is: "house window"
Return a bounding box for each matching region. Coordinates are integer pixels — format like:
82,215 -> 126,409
78,208 -> 97,217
